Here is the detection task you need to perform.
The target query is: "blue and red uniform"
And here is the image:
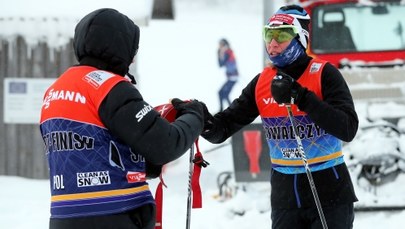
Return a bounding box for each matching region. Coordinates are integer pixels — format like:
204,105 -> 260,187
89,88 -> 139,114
202,54 -> 358,227
218,40 -> 239,111
40,66 -> 154,218
218,48 -> 239,78
255,59 -> 344,174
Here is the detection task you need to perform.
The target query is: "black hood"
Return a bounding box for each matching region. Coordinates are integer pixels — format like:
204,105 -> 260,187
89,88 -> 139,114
73,8 -> 139,79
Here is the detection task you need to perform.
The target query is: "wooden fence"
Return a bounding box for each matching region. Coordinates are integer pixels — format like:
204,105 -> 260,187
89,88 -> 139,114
0,36 -> 76,179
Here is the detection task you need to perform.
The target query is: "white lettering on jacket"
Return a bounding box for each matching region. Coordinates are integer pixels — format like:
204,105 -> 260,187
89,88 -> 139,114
77,171 -> 111,187
263,97 -> 278,105
135,104 -> 153,122
43,89 -> 86,109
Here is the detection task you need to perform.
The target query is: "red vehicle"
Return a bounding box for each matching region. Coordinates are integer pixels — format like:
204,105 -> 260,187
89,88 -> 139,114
299,0 -> 405,102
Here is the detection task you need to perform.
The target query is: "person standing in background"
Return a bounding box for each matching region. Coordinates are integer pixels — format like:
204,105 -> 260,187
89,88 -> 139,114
217,38 -> 239,111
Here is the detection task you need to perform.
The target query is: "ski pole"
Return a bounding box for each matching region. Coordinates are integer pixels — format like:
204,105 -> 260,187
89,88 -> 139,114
285,104 -> 328,229
185,143 -> 194,229
204,141 -> 231,153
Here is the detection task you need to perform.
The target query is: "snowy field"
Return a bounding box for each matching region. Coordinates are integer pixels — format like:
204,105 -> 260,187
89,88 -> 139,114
1,0 -> 405,228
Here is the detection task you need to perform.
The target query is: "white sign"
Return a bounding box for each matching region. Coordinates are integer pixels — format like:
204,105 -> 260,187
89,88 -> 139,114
3,78 -> 55,124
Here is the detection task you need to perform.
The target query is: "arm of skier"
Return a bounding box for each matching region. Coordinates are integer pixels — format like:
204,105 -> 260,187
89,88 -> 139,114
98,81 -> 204,165
297,63 -> 359,142
202,74 -> 260,143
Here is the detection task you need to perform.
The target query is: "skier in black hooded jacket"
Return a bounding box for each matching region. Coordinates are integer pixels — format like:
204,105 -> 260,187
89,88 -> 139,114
39,8 -> 204,229
199,5 -> 358,229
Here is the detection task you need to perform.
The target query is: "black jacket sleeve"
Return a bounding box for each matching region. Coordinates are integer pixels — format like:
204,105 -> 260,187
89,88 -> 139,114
98,81 -> 204,165
297,63 -> 358,142
203,61 -> 358,144
202,74 -> 260,143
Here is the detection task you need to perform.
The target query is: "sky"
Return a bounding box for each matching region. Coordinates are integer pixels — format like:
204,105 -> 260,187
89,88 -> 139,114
1,0 -> 405,228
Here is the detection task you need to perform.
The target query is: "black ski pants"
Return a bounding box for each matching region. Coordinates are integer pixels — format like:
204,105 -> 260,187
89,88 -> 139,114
49,204 -> 155,229
271,202 -> 354,229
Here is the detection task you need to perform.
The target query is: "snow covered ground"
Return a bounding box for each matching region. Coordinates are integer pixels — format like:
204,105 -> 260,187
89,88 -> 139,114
1,0 -> 405,228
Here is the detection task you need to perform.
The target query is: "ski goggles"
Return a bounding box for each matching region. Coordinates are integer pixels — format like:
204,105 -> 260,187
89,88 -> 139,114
263,26 -> 298,43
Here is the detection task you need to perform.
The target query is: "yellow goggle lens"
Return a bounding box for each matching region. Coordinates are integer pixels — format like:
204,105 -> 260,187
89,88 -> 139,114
263,28 -> 297,43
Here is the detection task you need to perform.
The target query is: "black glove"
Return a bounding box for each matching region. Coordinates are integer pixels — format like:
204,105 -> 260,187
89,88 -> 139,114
199,101 -> 214,132
171,98 -> 204,121
145,161 -> 162,179
271,72 -> 306,104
